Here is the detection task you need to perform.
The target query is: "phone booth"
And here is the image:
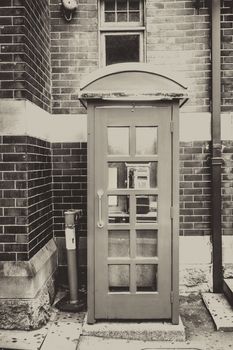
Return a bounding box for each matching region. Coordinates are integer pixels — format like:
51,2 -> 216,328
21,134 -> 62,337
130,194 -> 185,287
79,63 -> 188,324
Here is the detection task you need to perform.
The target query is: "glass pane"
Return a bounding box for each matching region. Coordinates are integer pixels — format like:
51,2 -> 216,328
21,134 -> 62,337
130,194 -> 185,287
109,265 -> 129,292
136,230 -> 157,257
129,11 -> 140,21
117,0 -> 127,10
105,35 -> 140,65
105,0 -> 115,11
105,12 -> 115,22
108,230 -> 130,257
108,162 -> 157,189
136,127 -> 158,155
117,12 -> 127,21
108,127 -> 129,155
129,0 -> 140,10
136,195 -> 158,223
136,265 -> 157,292
108,195 -> 130,223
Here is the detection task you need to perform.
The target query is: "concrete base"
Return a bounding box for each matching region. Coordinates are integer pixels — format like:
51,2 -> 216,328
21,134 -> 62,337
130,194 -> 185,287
82,316 -> 185,342
223,279 -> 233,307
0,239 -> 58,330
202,293 -> 233,331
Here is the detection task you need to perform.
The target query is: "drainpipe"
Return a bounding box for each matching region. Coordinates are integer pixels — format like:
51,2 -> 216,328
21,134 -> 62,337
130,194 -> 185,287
211,0 -> 222,293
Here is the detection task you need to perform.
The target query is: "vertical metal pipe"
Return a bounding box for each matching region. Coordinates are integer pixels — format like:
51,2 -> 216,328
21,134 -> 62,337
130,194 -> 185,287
56,209 -> 85,312
211,0 -> 222,293
64,210 -> 82,303
67,248 -> 78,303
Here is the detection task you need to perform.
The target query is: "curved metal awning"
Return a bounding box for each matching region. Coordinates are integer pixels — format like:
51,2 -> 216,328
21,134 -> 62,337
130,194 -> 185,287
79,63 -> 188,107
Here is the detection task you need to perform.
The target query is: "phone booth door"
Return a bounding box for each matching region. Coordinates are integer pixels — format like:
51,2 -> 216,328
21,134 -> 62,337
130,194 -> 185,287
94,105 -> 172,320
79,63 -> 188,324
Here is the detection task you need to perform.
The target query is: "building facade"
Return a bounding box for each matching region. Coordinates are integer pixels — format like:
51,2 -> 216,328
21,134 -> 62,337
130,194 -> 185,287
0,0 -> 232,328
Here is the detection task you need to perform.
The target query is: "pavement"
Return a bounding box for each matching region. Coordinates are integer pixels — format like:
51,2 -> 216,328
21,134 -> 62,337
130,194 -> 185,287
0,291 -> 232,350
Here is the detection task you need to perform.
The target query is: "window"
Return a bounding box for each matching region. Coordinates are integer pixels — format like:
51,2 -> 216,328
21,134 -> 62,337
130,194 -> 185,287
99,0 -> 145,66
103,0 -> 143,24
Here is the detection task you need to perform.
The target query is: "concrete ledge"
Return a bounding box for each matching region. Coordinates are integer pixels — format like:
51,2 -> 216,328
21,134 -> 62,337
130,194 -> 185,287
0,239 -> 57,299
82,316 -> 185,342
0,239 -> 58,330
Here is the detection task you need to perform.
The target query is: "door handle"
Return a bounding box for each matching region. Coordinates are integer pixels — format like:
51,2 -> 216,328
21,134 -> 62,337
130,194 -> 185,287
97,190 -> 104,228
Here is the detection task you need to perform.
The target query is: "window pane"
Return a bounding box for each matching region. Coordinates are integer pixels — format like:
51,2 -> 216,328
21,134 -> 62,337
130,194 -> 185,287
108,162 -> 157,189
136,265 -> 157,292
129,11 -> 140,21
108,195 -> 130,223
109,265 -> 130,292
136,195 -> 158,223
129,0 -> 140,10
108,127 -> 129,155
117,0 -> 127,10
108,230 -> 130,257
105,12 -> 115,22
136,127 -> 158,155
117,12 -> 127,21
105,0 -> 115,11
136,230 -> 157,257
105,35 -> 140,65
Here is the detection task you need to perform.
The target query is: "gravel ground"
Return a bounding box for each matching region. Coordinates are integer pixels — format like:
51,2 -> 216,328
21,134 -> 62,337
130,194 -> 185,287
179,294 -> 233,350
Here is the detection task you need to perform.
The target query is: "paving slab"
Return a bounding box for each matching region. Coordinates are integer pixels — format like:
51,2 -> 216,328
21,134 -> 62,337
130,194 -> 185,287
40,302 -> 85,350
0,325 -> 49,350
82,316 -> 185,342
40,321 -> 82,350
202,293 -> 233,331
0,291 -> 85,350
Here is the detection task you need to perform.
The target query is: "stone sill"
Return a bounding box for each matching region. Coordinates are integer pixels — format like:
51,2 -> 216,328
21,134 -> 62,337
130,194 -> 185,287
0,239 -> 58,299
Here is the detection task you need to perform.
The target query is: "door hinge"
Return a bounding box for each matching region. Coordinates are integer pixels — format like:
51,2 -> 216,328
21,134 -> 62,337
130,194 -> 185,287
170,121 -> 174,133
170,206 -> 174,219
170,291 -> 174,304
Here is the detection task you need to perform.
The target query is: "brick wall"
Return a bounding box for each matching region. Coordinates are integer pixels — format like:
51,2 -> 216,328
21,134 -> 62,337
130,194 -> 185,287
179,140 -> 233,237
222,0 -> 233,112
0,136 -> 53,262
49,0 -> 233,114
50,0 -> 98,114
27,137 -> 53,259
52,142 -> 87,284
0,136 -> 28,261
1,136 -> 232,265
179,141 -> 211,236
0,0 -> 51,111
146,0 -> 211,113
222,140 -> 233,235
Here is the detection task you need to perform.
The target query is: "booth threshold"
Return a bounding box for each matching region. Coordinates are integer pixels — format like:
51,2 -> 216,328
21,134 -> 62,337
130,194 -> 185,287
82,316 -> 185,342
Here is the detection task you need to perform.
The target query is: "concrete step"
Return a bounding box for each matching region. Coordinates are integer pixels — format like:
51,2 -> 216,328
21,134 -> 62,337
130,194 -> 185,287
223,278 -> 233,308
202,293 -> 233,331
82,315 -> 186,342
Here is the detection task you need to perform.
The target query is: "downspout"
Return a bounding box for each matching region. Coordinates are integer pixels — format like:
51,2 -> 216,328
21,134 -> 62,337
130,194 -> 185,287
211,0 -> 222,293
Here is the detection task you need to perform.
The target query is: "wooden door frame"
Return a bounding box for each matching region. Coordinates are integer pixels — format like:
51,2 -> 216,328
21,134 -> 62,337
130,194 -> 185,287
87,100 -> 180,324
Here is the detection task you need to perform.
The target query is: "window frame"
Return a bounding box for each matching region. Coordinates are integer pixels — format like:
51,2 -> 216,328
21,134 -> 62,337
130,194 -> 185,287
100,31 -> 144,66
99,0 -> 145,66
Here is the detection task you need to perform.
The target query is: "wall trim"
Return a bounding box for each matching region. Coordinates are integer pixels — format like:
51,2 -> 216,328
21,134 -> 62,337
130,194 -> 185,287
0,100 -> 233,143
